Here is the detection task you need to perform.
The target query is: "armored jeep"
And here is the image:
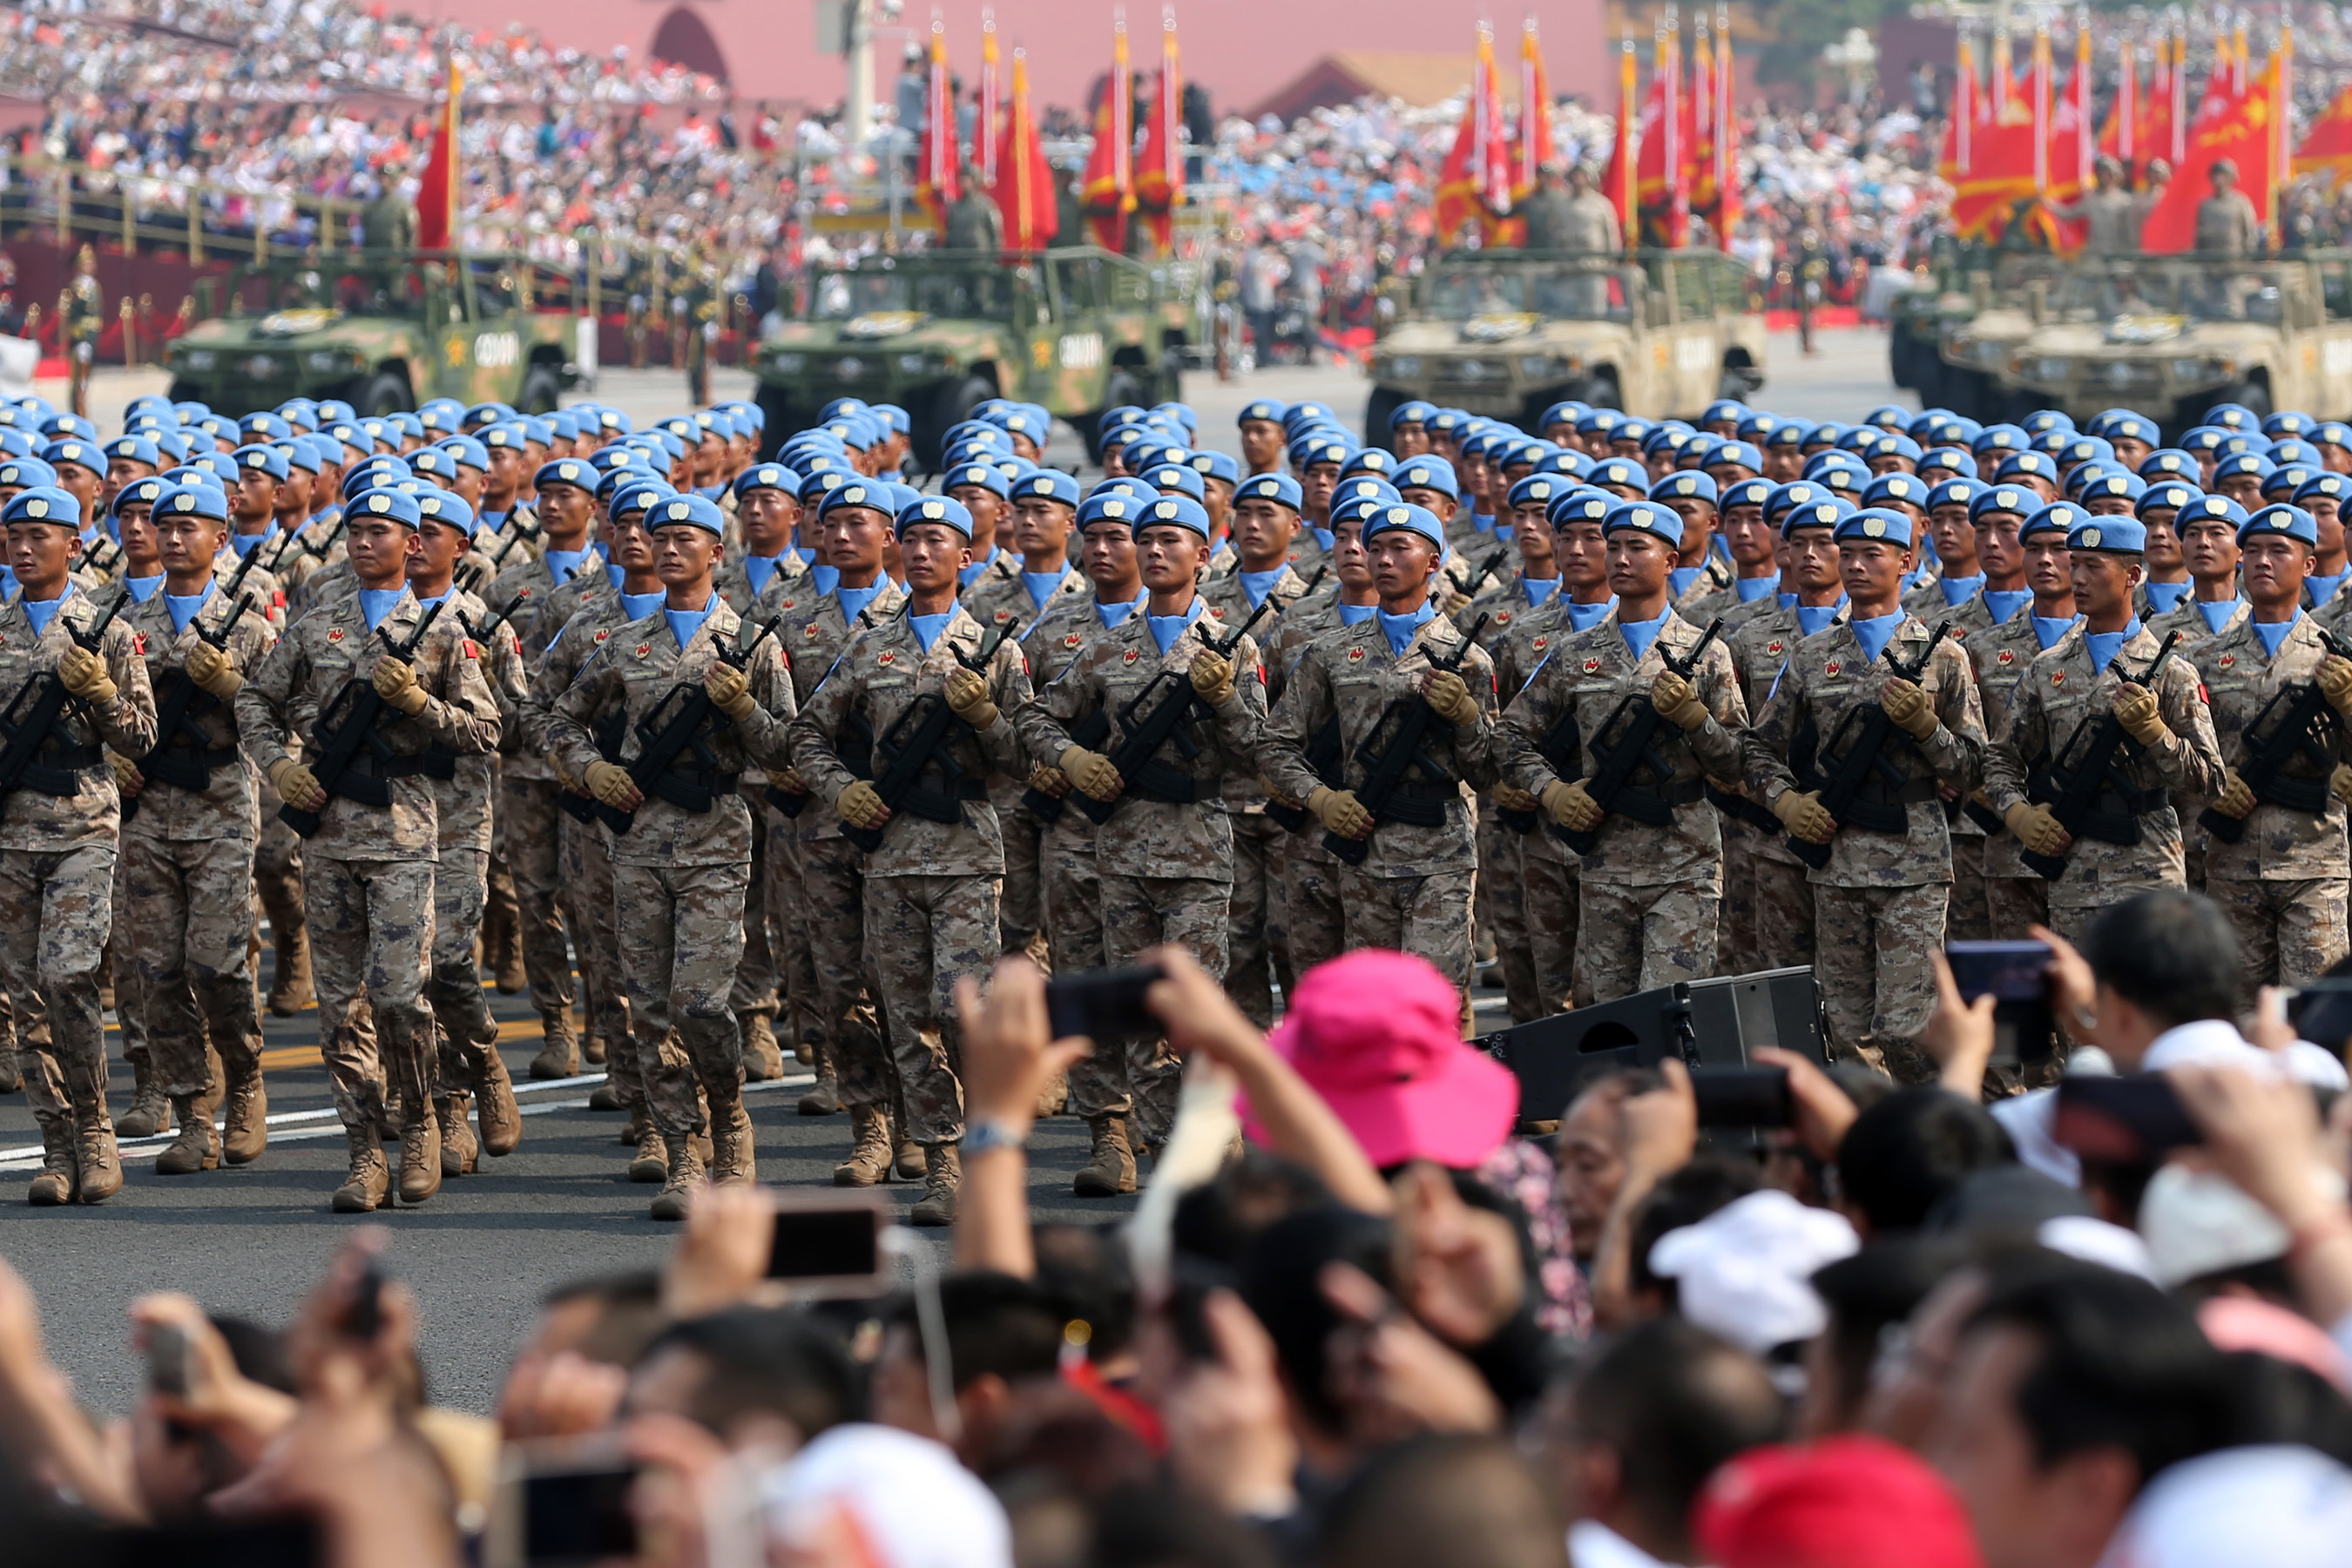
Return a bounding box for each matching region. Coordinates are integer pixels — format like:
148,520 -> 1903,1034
164,252 -> 585,416
752,247 -> 1184,466
1989,254 -> 2352,431
1364,249 -> 1766,430
1925,253 -> 2067,422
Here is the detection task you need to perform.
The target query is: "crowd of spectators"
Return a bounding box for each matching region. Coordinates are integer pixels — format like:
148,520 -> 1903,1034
3,892 -> 2351,1567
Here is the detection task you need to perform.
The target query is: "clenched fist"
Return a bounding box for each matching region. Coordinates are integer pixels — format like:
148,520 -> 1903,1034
1493,781 -> 1543,814
2320,654 -> 2352,718
585,760 -> 642,810
2111,682 -> 2167,745
1540,779 -> 1600,831
1309,786 -> 1374,839
1060,745 -> 1124,801
1027,762 -> 1071,799
184,639 -> 241,700
944,666 -> 997,727
704,661 -> 755,721
372,658 -> 428,715
2213,767 -> 2256,820
2004,801 -> 2071,858
107,750 -> 142,797
1188,649 -> 1235,707
765,765 -> 808,796
1650,670 -> 1709,731
1771,788 -> 1835,844
2334,765 -> 2352,808
267,758 -> 326,812
835,780 -> 887,829
1878,677 -> 1936,739
57,645 -> 114,703
1423,668 -> 1479,725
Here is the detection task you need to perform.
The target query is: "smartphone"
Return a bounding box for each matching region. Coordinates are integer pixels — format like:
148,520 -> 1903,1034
2288,979 -> 2352,1048
91,1519 -> 322,1568
1690,1064 -> 1794,1127
1046,963 -> 1166,1043
765,1191 -> 890,1295
2052,1074 -> 2203,1166
145,1321 -> 191,1398
1946,940 -> 2058,1065
343,1260 -> 386,1341
489,1437 -> 640,1568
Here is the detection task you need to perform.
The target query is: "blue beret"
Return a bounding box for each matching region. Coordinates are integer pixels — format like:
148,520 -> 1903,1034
37,412 -> 91,443
2020,409 -> 2076,436
2262,411 -> 2315,438
1762,482 -> 1828,524
1602,501 -> 1685,547
1235,473 -> 1305,510
231,443 -> 290,482
1814,465 -> 1865,497
2295,472 -> 2352,508
1536,448 -> 1595,479
2269,438 -> 2320,467
944,461 -> 1011,500
1282,401 -> 1337,436
1506,474 -> 1573,510
348,486 -> 423,528
794,465 -> 853,504
239,411 -> 291,443
1130,492 -> 1212,539
1392,460 -> 1459,501
1139,462 -> 1201,500
1972,423 -> 2031,456
415,398 -> 463,430
1862,403 -> 1911,430
1970,483 -> 2039,522
606,473 -> 675,515
1186,449 -> 1240,485
1781,497 -> 1855,537
291,434 -> 341,473
2078,471 -> 2146,505
534,458 -> 598,493
1426,409 -> 1469,436
1926,477 -> 1987,513
1077,489 -> 1153,531
1545,489 -> 1612,529
2240,503 -> 2319,546
41,438 -> 100,475
1576,409 -> 1623,436
2177,426 -> 2231,455
151,482 -> 226,522
2312,422 -> 2352,451
1703,398 -> 1752,426
596,461 -> 659,503
1538,400 -> 1587,430
0,484 -> 72,528
2066,516 -> 2146,553
2264,464 -> 2319,498
2214,451 -> 2277,482
1835,507 -> 1916,548
2174,493 -> 2250,531
1707,440 -> 1764,473
111,476 -> 167,515
1862,472 -> 1930,510
1994,450 -> 2058,483
1735,411 -> 1779,443
1012,470 -> 1081,508
2138,449 -> 2198,479
1765,419 -> 1812,447
1334,476 -> 1402,512
1363,502 -> 1448,549
1390,399 -> 1439,430
436,434 -> 490,472
816,480 -> 896,520
1590,457 -> 1651,493
1340,448 -> 1397,481
104,434 -> 160,468
2139,482 -> 2202,516
1291,436 -> 1353,471
408,446 -> 462,483
1868,431 -> 1925,464
733,463 -> 798,498
2058,435 -> 2116,469
1721,477 -> 1774,512
1651,470 -> 1719,506
816,396 -> 872,424
1238,399 -> 1287,427
1918,448 -> 1980,481
416,490 -> 476,532
462,401 -> 517,429
644,493 -> 727,537
2207,402 -> 2261,432
2019,502 -> 2086,541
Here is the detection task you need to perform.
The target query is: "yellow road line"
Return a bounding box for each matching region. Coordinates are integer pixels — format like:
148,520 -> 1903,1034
257,1015 -> 563,1072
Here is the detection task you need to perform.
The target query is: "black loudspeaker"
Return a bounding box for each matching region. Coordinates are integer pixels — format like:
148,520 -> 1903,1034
1477,966 -> 1828,1130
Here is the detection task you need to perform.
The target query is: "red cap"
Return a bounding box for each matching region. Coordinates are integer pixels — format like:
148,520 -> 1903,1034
1693,1436 -> 1984,1568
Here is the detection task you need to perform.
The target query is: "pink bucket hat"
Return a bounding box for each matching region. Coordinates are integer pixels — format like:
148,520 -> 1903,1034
1245,949 -> 1518,1169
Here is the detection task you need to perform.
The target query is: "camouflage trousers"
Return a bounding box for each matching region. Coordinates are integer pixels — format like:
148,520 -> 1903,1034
611,860 -> 747,1140
1224,811 -> 1286,1028
1520,841 -> 1578,1017
993,778 -> 1048,953
1946,832 -> 1992,942
3,845 -> 117,1126
253,769 -> 304,951
1752,849 -> 1817,974
1574,881 -> 1719,1007
729,798 -> 780,1033
560,814 -> 638,1113
108,886 -> 149,1084
801,835 -> 889,1111
308,856 -> 436,1131
1813,881 -> 1945,1083
427,848 -> 503,1091
1477,808 -> 1543,1024
1717,817 -> 1758,975
2207,875 -> 2351,1006
1984,875 -> 2050,943
1281,841 -> 1348,981
119,830 -> 263,1099
767,807 -> 821,1055
865,872 -> 998,1146
501,776 -> 576,1023
1080,872 -> 1227,1141
1043,837 -> 1105,975
1336,866 -> 1476,990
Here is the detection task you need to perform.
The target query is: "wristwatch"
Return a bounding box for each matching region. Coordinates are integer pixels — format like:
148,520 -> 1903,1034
963,1118 -> 1026,1159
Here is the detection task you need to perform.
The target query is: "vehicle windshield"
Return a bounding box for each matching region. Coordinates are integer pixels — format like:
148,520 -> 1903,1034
1424,260 -> 1635,322
225,261 -> 436,321
2050,259 -> 2295,324
808,265 -> 1012,321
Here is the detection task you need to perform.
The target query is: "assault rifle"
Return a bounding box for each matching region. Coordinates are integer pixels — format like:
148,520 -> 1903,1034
841,616 -> 1024,853
0,590 -> 128,813
1788,623 -> 1951,869
125,584 -> 260,817
280,598 -> 448,836
1552,618 -> 1724,855
2019,631 -> 2180,880
2201,625 -> 2352,845
1323,614 -> 1487,867
1073,595 -> 1279,827
595,617 -> 778,835
768,602 -> 882,819
456,512 -> 542,596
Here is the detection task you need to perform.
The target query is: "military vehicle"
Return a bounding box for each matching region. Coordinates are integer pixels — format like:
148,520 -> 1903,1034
1987,254 -> 2352,430
752,247 -> 1184,466
164,253 -> 585,416
1923,253 -> 2067,422
1364,249 -> 1766,430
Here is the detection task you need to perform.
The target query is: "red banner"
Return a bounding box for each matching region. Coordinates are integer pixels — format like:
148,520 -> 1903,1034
996,47 -> 1058,251
1081,21 -> 1134,251
415,59 -> 460,250
1436,26 -> 1512,244
1133,14 -> 1184,255
914,23 -> 959,234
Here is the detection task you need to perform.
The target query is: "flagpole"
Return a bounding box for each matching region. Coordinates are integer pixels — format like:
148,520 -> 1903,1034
1957,26 -> 1973,175
2032,23 -> 2050,196
979,11 -> 998,188
1715,2 -> 1733,245
2119,36 -> 2132,173
1619,32 -> 1637,252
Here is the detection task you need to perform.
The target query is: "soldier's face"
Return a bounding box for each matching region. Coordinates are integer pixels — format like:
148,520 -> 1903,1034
280,470 -> 314,516
7,520 -> 77,595
1558,520 -> 1607,591
55,462 -> 100,521
896,523 -> 970,592
486,447 -> 524,497
1368,531 -> 1440,606
2180,520 -> 2240,583
154,511 -> 219,576
2240,535 -> 2313,607
2084,495 -> 2134,517
821,508 -> 892,576
1400,487 -> 1456,524
105,458 -> 152,504
2111,436 -> 2153,469
1977,515 -> 2026,581
2069,552 -> 2141,619
947,486 -> 1005,550
232,470 -> 279,526
1838,539 -> 1914,607
1332,517 -> 1374,590
1395,422 -> 1430,457
651,525 -> 725,592
1605,530 -> 1673,600
1788,528 -> 1841,592
1010,498 -> 1073,563
1723,506 -> 1774,569
1867,453 -> 1915,477
446,465 -> 486,507
1239,420 -> 1284,470
1135,524 -> 1206,593
2310,497 -> 2345,558
1229,498 -> 1297,571
1512,510 -> 1555,570
345,517 -> 418,588
1763,444 -> 1804,483
606,514 -> 656,573
1664,499 -> 1714,561
1079,522 -> 1139,594
1927,507 -> 1978,572
1301,464 -> 1341,518
413,517 -> 469,583
739,490 -> 797,557
538,483 -> 596,544
2219,474 -> 2264,508
2023,537 -> 2072,598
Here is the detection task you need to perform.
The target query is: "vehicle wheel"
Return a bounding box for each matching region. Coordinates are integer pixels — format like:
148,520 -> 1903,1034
356,370 -> 411,417
519,364 -> 562,415
923,375 -> 995,468
1365,386 -> 1403,439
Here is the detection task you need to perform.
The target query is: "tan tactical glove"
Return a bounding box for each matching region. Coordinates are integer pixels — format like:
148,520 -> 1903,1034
585,760 -> 639,809
1060,745 -> 1123,801
704,661 -> 756,722
2334,765 -> 2352,808
1541,779 -> 1601,831
2320,654 -> 2352,718
1309,786 -> 1374,838
1879,677 -> 1936,739
1188,649 -> 1235,707
765,765 -> 808,795
2213,767 -> 2256,819
267,758 -> 325,811
1027,762 -> 1071,799
57,645 -> 114,704
1493,781 -> 1543,814
2004,801 -> 2071,858
835,780 -> 886,829
371,658 -> 428,716
106,750 -> 141,796
1771,788 -> 1835,844
1650,670 -> 1710,732
1259,773 -> 1302,809
2111,681 -> 2167,746
944,666 -> 999,728
183,639 -> 241,700
1423,668 -> 1480,726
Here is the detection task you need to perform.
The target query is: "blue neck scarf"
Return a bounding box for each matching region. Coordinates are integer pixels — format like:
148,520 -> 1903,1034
664,595 -> 718,651
744,554 -> 788,597
618,588 -> 666,620
2144,579 -> 2193,614
2032,613 -> 2079,652
1983,588 -> 2033,625
2254,607 -> 2302,659
1667,564 -> 1702,599
1377,600 -> 1436,658
1939,573 -> 1985,607
835,581 -> 884,626
1521,574 -> 1562,606
125,574 -> 164,604
605,563 -> 627,593
2084,617 -> 2143,675
2311,570 -> 2349,607
1619,609 -> 1672,662
2197,597 -> 2242,635
1851,612 -> 1903,666
1021,564 -> 1071,608
1238,568 -> 1287,608
1735,571 -> 1781,603
957,545 -> 999,589
1310,527 -> 1335,552
1794,601 -> 1843,638
229,524 -> 278,558
1336,600 -> 1378,625
1473,512 -> 1497,533
356,587 -> 404,634
909,611 -> 955,652
19,586 -> 71,638
1565,595 -> 1618,633
1096,589 -> 1148,629
1146,598 -> 1206,655
164,580 -> 214,633
812,563 -> 842,598
544,547 -> 591,585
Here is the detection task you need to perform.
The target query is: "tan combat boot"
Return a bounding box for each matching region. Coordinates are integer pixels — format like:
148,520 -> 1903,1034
909,1143 -> 961,1227
397,1114 -> 443,1204
332,1125 -> 389,1213
798,1059 -> 841,1116
116,1058 -> 170,1139
75,1106 -> 123,1203
26,1117 -> 76,1206
436,1092 -> 478,1177
154,1090 -> 221,1175
470,1048 -> 522,1158
741,1013 -> 784,1083
268,924 -> 313,1017
649,1136 -> 706,1221
581,1033 -> 607,1066
527,1010 -> 578,1080
833,1104 -> 893,1186
220,1065 -> 267,1165
1072,1115 -> 1138,1197
629,1118 -> 669,1183
708,1093 -> 755,1186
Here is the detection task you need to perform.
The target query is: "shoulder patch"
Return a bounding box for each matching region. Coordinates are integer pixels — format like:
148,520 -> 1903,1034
1531,636 -> 1548,652
1824,659 -> 1842,677
462,639 -> 479,659
1347,646 -> 1366,661
328,627 -> 344,642
1064,632 -> 1083,649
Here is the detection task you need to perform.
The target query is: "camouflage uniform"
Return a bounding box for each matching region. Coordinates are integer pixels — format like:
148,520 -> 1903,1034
1982,623 -> 2223,945
1745,616 -> 1985,1078
1500,611 -> 1749,1004
1258,594 -> 1354,981
545,598 -> 797,1150
1488,596 -> 1583,1010
1453,573 -> 1556,1021
1957,602 -> 2057,940
2147,595 -> 2248,888
788,604 -> 1034,1147
237,590 -> 499,1165
2191,615 -> 2352,998
963,564 -> 1087,961
1261,612 -> 1499,989
1722,598 -> 1829,973
1017,605 -> 1267,1143
1920,591 -> 2007,940
0,591 -> 156,1190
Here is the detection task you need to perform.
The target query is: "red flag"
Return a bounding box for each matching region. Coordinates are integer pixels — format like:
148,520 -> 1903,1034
1688,17 -> 1717,218
1133,11 -> 1184,255
2295,81 -> 2352,186
1601,37 -> 1636,251
913,21 -> 959,233
1634,24 -> 1690,246
1947,49 -> 2038,241
977,15 -> 1000,187
2139,60 -> 2266,252
2098,38 -> 2146,176
1435,25 -> 1512,243
415,58 -> 460,250
1080,19 -> 1134,251
1512,17 -> 1551,205
2018,24 -> 2092,253
995,47 -> 1057,249
1712,8 -> 1738,247
1938,30 -> 1977,179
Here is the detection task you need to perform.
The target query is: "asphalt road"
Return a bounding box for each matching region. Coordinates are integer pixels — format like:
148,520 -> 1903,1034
8,328 -> 1907,1417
